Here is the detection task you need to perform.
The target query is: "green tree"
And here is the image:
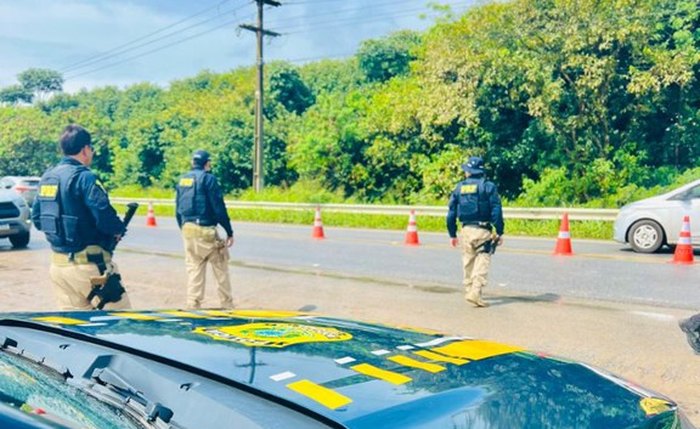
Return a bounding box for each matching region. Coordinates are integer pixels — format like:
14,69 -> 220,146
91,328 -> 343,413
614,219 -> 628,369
357,30 -> 422,83
17,68 -> 64,102
267,64 -> 315,115
0,85 -> 33,105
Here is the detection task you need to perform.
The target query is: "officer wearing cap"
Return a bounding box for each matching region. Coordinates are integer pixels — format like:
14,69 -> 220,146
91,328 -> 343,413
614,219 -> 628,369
32,124 -> 132,310
446,156 -> 504,308
176,149 -> 235,309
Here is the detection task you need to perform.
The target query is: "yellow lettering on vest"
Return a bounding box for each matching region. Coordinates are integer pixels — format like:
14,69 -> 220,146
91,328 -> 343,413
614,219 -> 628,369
460,184 -> 477,194
39,185 -> 58,198
179,178 -> 194,187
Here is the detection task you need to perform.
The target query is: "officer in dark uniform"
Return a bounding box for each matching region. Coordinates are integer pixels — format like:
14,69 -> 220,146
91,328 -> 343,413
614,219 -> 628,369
176,149 -> 235,309
446,156 -> 504,308
32,124 -> 131,310
680,313 -> 700,354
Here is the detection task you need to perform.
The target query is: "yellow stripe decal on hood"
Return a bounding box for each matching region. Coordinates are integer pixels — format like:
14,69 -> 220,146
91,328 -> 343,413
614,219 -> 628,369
32,316 -> 88,325
640,397 -> 673,415
107,312 -> 162,321
413,350 -> 469,365
287,380 -> 352,410
388,355 -> 446,373
351,363 -> 411,385
431,340 -> 523,361
158,310 -> 209,319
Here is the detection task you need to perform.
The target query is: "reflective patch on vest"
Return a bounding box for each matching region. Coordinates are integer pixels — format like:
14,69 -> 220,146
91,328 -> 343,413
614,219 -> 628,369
460,184 -> 478,194
179,178 -> 194,187
39,184 -> 58,198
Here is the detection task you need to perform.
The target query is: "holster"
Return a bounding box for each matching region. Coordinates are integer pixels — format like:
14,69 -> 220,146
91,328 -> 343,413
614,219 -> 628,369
475,234 -> 499,255
87,253 -> 125,310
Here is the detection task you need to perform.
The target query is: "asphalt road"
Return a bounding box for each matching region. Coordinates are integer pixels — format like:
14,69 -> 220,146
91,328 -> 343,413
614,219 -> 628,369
108,217 -> 700,309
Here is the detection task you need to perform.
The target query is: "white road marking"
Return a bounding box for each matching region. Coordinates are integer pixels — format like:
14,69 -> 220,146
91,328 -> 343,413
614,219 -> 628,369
629,311 -> 675,322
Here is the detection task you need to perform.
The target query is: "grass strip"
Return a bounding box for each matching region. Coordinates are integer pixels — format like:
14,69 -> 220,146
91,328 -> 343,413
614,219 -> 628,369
113,203 -> 613,240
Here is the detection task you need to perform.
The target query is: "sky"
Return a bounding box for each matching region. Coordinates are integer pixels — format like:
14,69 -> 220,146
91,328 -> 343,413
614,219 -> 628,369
0,0 -> 474,93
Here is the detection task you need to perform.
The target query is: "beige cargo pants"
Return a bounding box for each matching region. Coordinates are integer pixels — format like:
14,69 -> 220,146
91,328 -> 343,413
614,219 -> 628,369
50,245 -> 132,310
182,223 -> 233,309
460,226 -> 493,306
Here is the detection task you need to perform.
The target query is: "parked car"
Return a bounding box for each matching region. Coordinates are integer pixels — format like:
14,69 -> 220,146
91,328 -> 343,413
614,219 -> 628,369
0,309 -> 693,428
614,179 -> 700,253
0,176 -> 41,206
0,189 -> 31,248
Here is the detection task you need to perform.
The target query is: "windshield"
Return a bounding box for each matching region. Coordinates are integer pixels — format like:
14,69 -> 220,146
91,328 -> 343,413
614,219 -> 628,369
0,351 -> 141,429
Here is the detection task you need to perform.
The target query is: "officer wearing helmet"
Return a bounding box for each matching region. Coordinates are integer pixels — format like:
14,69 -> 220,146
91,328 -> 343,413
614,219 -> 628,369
32,124 -> 132,310
446,156 -> 504,308
176,150 -> 235,309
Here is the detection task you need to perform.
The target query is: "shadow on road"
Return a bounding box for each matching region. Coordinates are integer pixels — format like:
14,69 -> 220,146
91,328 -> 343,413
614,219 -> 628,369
487,292 -> 562,307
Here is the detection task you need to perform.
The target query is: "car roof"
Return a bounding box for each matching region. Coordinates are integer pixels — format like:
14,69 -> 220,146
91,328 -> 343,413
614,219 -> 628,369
0,309 -> 679,428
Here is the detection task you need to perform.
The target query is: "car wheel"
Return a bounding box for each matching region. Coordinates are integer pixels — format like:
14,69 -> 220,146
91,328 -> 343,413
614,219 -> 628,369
627,220 -> 664,253
9,231 -> 29,249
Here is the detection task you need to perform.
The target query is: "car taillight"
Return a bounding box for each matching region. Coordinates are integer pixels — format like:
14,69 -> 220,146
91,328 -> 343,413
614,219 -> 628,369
14,186 -> 30,193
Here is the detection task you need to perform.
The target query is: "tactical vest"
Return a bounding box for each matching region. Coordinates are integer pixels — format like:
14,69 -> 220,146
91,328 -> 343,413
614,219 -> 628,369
37,163 -> 97,253
176,169 -> 211,225
456,178 -> 491,223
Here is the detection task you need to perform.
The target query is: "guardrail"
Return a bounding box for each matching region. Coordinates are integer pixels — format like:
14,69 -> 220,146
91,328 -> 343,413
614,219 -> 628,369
111,197 -> 619,221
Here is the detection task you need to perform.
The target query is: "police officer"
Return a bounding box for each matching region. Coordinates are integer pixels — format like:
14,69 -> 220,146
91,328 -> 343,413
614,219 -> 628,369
176,150 -> 234,309
446,156 -> 504,308
679,313 -> 700,354
32,125 -> 131,310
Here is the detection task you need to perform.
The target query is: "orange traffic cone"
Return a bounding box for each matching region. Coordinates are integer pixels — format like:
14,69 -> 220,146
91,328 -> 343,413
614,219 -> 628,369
311,206 -> 325,239
553,212 -> 573,255
146,202 -> 157,227
671,216 -> 694,264
404,210 -> 420,246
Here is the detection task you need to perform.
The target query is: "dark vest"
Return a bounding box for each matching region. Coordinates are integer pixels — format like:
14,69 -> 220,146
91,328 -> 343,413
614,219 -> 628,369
176,169 -> 211,225
456,177 -> 490,223
37,162 -> 99,253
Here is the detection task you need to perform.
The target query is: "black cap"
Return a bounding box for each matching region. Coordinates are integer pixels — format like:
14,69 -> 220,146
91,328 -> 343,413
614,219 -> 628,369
461,156 -> 484,174
192,149 -> 211,166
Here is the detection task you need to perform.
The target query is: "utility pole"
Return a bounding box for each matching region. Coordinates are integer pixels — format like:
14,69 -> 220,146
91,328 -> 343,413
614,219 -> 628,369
240,0 -> 280,192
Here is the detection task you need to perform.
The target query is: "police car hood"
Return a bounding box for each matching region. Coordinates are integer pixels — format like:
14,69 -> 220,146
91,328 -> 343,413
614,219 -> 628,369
0,309 -> 683,428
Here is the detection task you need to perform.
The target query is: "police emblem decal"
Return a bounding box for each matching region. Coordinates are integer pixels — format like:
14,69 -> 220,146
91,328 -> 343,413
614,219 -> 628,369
193,322 -> 353,348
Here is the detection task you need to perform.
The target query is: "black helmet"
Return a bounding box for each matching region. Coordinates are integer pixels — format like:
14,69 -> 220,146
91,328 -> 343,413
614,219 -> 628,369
192,149 -> 211,167
461,156 -> 484,174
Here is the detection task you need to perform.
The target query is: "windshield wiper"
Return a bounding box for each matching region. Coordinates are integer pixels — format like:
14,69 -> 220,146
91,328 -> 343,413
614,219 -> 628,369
83,367 -> 183,429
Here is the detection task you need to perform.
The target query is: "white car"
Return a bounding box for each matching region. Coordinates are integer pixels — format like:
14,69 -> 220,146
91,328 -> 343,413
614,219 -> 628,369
614,179 -> 700,253
0,176 -> 41,206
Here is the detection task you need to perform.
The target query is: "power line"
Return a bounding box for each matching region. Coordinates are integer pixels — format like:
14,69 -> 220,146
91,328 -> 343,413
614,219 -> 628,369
265,0 -> 428,27
64,16 -> 248,81
62,1 -> 251,75
63,0 -> 469,82
278,2 -> 471,34
60,0 -> 239,73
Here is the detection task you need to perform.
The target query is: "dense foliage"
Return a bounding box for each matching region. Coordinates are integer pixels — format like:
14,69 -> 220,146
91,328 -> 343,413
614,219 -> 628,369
1,0 -> 698,207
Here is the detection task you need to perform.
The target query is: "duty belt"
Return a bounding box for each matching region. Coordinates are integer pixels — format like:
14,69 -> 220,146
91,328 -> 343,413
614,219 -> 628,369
463,221 -> 492,231
51,245 -> 112,265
